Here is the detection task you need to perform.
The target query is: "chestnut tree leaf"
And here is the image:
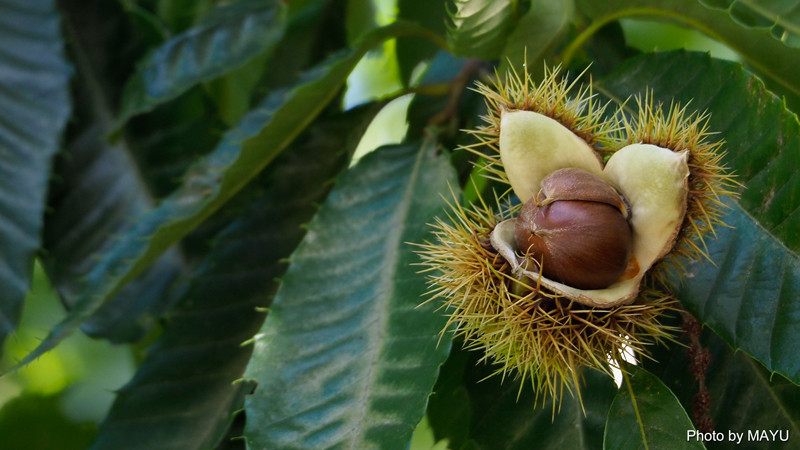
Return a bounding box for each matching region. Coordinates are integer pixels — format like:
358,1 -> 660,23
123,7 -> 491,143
605,365 -> 705,450
205,0 -> 331,126
396,0 -> 448,85
0,0 -> 71,352
667,202 -> 800,385
90,110 -> 364,450
499,0 -> 575,74
645,328 -> 800,448
598,51 -> 800,385
576,0 -> 800,99
41,0 -> 184,344
699,0 -> 800,47
4,22 -> 420,375
598,51 -> 800,251
447,0 -> 518,60
114,0 -> 288,128
242,142 -> 456,449
428,347 -> 618,449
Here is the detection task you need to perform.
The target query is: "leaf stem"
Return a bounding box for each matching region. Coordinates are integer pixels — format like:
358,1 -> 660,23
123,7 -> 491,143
393,19 -> 451,53
562,7 -> 732,68
427,58 -> 483,127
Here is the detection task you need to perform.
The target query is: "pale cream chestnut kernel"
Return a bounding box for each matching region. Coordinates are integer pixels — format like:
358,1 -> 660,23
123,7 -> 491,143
514,168 -> 633,290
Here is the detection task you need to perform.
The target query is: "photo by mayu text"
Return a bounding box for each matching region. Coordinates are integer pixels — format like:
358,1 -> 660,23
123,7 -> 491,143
687,430 -> 790,444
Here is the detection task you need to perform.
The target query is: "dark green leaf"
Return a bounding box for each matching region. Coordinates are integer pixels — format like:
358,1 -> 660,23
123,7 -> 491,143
156,0 -> 215,32
346,0 -> 379,44
44,104 -> 184,342
203,0 -> 339,126
700,0 -> 800,47
7,22 -> 417,374
115,0 -> 288,128
0,394 -> 95,450
43,1 -> 183,343
605,365 -> 705,450
667,202 -> 800,385
581,22 -> 639,78
59,0 -> 154,112
598,51 -> 800,250
646,329 -> 800,449
441,347 -> 617,449
576,0 -> 800,100
426,345 -> 472,449
254,0 -> 328,90
124,87 -> 226,200
499,0 -> 575,73
205,51 -> 271,126
91,110 -> 360,450
396,0 -> 448,84
242,142 -> 457,449
447,0 -> 518,59
598,51 -> 800,385
0,0 -> 71,350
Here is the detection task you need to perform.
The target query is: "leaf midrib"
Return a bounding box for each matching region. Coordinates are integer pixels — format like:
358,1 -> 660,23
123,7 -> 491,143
348,143 -> 427,448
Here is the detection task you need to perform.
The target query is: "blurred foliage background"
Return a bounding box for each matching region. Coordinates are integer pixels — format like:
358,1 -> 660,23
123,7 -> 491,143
0,1 -> 740,446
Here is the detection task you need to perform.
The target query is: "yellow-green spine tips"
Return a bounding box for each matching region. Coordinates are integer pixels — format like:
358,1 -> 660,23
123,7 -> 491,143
416,63 -> 738,408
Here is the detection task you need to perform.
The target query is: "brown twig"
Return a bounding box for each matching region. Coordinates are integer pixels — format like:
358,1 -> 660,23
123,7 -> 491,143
681,310 -> 714,434
427,58 -> 484,128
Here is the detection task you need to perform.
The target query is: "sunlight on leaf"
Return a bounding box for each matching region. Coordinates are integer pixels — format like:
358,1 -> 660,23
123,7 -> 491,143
243,142 -> 456,449
447,0 -> 517,59
699,0 -> 800,47
5,22 -> 423,376
576,0 -> 800,98
114,0 -> 288,128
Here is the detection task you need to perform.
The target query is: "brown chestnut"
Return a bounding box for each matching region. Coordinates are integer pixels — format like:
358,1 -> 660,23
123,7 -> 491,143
514,168 -> 633,290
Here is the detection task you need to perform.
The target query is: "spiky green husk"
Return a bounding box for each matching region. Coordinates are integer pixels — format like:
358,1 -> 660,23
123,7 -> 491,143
615,95 -> 741,280
416,195 -> 679,408
465,64 -> 618,185
417,64 -> 736,408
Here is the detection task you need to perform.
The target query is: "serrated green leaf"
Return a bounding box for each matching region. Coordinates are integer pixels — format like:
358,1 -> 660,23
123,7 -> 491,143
114,0 -> 288,128
598,51 -> 800,385
667,202 -> 800,384
576,0 -> 800,100
605,365 -> 705,450
91,110 -> 362,450
435,347 -> 617,449
0,0 -> 71,351
42,1 -> 183,343
447,0 -> 518,59
242,142 -> 457,449
499,0 -> 575,73
6,22 -> 420,375
597,51 -> 800,250
645,329 -> 800,449
699,0 -> 800,47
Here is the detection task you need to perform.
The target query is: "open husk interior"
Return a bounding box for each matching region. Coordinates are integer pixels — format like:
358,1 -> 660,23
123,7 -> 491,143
417,64 -> 739,406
